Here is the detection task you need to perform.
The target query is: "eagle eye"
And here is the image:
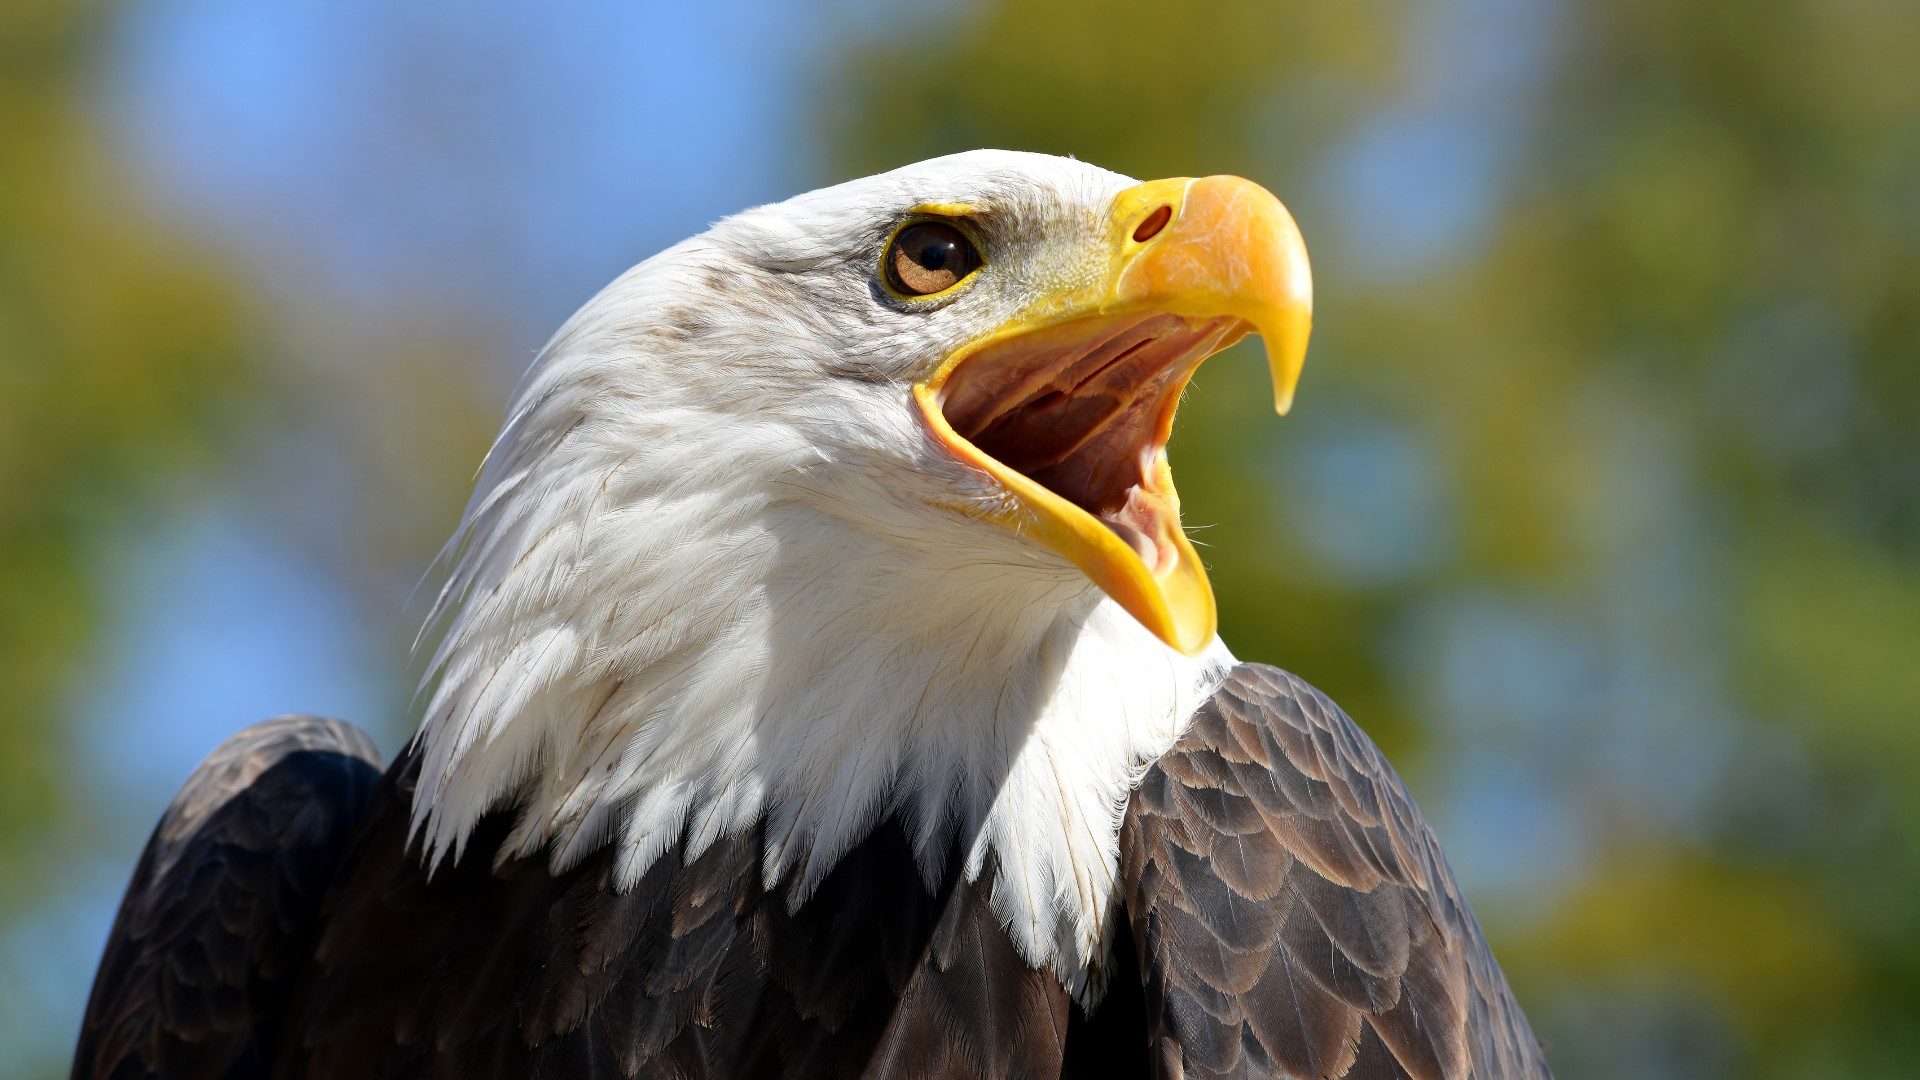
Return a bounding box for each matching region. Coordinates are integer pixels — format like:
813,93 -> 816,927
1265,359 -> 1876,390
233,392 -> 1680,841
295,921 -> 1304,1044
885,221 -> 981,297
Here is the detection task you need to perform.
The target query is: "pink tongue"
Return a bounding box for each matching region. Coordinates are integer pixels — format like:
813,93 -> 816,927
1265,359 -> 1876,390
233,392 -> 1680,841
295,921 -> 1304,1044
1101,488 -> 1170,574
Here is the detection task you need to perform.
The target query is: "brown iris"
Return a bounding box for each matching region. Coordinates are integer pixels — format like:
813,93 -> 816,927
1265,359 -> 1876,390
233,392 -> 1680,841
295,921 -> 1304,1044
885,221 -> 981,296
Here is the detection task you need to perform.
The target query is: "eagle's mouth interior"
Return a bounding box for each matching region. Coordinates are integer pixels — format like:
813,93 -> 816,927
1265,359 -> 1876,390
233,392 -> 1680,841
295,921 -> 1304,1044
935,312 -> 1247,572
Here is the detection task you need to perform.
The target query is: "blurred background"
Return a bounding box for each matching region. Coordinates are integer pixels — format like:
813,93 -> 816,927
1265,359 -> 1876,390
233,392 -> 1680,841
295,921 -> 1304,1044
3,0 -> 1917,1075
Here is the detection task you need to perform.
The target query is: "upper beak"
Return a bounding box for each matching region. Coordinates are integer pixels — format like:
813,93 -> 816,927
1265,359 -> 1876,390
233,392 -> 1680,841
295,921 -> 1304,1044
1106,176 -> 1314,415
915,175 -> 1312,654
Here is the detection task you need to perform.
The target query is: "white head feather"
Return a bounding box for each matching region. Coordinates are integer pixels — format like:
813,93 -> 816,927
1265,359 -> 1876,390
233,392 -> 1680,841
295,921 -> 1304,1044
414,150 -> 1234,996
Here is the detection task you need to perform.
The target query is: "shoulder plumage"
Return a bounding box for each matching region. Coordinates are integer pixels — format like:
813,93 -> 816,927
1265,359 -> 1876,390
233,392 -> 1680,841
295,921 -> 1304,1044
73,716 -> 384,1080
1119,663 -> 1552,1080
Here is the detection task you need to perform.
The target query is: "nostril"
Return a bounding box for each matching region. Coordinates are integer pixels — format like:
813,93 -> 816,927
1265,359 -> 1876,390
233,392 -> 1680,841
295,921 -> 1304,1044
1132,205 -> 1173,243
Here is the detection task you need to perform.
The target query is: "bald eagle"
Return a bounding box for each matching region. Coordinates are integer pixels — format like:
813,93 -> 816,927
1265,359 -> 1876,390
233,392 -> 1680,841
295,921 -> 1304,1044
75,152 -> 1550,1079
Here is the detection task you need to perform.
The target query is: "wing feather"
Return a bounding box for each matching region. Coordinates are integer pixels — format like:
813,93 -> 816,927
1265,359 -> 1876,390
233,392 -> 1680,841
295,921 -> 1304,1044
1120,664 -> 1552,1080
72,716 -> 384,1080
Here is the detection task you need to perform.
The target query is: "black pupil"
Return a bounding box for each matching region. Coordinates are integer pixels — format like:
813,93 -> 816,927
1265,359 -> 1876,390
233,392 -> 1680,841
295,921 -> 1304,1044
917,240 -> 952,271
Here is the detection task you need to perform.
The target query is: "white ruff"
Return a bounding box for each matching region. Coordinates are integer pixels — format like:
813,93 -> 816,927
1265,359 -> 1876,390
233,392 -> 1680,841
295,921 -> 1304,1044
412,151 -> 1235,997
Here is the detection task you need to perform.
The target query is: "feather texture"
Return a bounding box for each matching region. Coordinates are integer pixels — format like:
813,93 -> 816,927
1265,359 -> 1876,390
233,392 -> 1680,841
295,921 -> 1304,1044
271,746 -> 1128,1079
73,675 -> 1552,1079
1120,664 -> 1552,1079
73,716 -> 383,1080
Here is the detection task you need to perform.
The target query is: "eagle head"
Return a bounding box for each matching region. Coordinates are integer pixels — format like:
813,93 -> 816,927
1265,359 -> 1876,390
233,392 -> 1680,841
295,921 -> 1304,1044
414,150 -> 1311,985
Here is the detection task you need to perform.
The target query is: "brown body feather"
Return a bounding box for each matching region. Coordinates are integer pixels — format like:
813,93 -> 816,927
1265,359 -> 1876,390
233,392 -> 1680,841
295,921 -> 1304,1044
72,716 -> 384,1080
74,665 -> 1548,1078
1123,665 -> 1550,1079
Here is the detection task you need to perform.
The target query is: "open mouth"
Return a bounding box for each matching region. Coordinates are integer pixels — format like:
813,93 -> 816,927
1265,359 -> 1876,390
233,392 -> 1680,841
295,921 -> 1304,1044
929,312 -> 1249,575
907,173 -> 1311,654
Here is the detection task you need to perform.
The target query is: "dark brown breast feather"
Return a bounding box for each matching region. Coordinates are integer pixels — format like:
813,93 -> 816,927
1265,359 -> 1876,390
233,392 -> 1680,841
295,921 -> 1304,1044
1118,663 -> 1552,1079
265,747 -> 1092,1079
72,715 -> 385,1080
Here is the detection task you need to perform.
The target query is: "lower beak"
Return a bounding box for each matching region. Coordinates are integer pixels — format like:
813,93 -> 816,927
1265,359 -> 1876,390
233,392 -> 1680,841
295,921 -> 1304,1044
915,175 -> 1313,655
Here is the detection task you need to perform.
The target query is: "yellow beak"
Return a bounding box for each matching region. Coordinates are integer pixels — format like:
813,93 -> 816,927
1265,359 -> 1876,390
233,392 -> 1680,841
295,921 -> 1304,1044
915,175 -> 1313,655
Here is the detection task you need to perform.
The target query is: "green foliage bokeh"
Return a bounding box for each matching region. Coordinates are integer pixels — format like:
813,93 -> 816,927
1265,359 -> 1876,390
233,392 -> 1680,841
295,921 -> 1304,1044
0,1 -> 257,907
